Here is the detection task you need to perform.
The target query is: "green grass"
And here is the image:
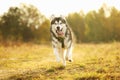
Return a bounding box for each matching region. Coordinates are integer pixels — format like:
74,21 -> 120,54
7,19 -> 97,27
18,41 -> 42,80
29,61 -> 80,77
0,42 -> 120,80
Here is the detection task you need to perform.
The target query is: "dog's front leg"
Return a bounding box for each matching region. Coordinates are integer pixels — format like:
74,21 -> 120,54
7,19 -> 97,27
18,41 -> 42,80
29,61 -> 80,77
60,48 -> 66,66
53,48 -> 60,62
66,46 -> 73,62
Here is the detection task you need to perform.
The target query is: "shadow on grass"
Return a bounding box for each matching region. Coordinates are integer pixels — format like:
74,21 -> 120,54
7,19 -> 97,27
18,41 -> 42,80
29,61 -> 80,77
8,68 -> 46,80
75,76 -> 100,80
7,66 -> 65,80
46,65 -> 65,73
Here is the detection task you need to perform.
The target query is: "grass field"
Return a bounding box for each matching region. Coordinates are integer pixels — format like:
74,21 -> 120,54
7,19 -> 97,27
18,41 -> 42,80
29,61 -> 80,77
0,42 -> 120,80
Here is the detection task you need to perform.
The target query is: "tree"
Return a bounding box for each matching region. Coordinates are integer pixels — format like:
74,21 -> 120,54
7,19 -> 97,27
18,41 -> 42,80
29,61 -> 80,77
0,4 -> 47,43
66,12 -> 85,43
0,7 -> 22,41
19,4 -> 46,42
35,19 -> 50,44
109,7 -> 120,41
85,7 -> 110,42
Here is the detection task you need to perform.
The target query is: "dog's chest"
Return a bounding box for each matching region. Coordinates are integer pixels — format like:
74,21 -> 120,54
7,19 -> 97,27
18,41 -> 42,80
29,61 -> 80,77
57,37 -> 65,48
53,37 -> 70,48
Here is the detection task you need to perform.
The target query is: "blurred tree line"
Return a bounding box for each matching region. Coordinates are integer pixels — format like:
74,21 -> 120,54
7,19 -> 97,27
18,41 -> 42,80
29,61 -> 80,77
0,4 -> 50,44
0,4 -> 120,44
66,5 -> 120,43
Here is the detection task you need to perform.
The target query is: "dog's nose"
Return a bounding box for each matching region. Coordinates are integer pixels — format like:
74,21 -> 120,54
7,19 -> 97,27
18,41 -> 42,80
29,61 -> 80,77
57,26 -> 60,30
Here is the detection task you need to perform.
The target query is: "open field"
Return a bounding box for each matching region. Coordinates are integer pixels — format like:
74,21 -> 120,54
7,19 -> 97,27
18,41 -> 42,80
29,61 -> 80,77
0,42 -> 120,80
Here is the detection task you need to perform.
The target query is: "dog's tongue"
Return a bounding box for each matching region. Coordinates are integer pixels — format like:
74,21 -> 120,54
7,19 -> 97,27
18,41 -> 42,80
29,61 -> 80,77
57,31 -> 64,35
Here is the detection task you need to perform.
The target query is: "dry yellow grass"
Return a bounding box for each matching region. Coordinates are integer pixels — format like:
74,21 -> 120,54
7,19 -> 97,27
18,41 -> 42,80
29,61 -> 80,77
0,42 -> 120,80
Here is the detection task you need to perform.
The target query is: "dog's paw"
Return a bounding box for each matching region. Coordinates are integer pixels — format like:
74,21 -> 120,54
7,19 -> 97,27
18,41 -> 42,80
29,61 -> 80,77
68,59 -> 73,62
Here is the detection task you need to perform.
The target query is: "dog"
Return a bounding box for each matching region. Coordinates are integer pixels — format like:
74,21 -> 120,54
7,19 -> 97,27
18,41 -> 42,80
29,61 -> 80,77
50,15 -> 73,66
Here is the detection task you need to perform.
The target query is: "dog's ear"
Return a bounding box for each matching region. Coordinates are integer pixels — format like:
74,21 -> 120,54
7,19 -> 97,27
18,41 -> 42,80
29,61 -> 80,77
50,14 -> 55,21
60,15 -> 66,19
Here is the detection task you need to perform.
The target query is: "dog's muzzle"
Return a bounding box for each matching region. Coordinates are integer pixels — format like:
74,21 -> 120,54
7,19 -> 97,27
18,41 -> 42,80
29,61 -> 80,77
56,27 -> 64,37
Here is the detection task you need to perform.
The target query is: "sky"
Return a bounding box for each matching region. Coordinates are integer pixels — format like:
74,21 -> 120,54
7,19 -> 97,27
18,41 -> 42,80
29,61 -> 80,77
0,0 -> 120,17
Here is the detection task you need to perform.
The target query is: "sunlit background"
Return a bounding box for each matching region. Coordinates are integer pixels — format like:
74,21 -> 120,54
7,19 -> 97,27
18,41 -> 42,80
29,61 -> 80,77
0,0 -> 120,43
0,0 -> 120,17
0,1 -> 120,80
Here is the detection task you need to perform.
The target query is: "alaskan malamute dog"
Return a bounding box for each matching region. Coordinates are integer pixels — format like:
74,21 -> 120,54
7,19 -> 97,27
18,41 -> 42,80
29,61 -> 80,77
50,15 -> 73,66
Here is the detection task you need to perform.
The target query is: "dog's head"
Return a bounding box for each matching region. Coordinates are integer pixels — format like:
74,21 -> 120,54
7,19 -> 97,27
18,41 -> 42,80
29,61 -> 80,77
50,15 -> 67,38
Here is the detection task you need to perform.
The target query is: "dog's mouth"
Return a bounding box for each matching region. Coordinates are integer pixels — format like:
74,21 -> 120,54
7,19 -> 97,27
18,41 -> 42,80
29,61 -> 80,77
56,29 -> 64,37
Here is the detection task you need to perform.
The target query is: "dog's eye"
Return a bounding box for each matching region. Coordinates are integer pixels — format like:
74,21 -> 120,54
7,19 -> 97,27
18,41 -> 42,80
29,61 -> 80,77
59,23 -> 62,24
54,23 -> 57,25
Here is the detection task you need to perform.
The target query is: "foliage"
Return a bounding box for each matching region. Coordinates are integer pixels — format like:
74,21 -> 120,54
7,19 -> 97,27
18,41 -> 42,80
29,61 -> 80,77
34,19 -> 50,44
0,4 -> 120,44
66,12 -> 85,43
0,4 -> 47,43
66,6 -> 120,43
